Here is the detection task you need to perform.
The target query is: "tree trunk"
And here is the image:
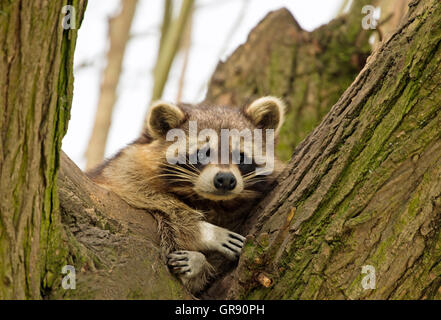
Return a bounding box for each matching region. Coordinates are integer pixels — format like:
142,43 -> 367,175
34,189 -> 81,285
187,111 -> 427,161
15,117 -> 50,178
219,0 -> 441,299
0,0 -> 87,299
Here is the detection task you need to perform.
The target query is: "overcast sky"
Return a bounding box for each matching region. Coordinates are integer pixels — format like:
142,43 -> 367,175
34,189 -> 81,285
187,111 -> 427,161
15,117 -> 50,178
62,0 -> 343,169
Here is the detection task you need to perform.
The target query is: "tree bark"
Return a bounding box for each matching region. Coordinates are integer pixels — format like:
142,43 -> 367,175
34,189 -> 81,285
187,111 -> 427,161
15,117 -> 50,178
0,0 -> 87,299
219,0 -> 441,299
53,153 -> 188,299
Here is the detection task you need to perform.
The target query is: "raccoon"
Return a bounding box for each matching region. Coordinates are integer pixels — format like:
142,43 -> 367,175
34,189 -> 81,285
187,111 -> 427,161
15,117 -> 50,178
87,96 -> 285,293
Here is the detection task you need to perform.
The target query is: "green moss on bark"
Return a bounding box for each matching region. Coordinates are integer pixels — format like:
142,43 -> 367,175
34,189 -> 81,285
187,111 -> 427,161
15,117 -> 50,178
226,0 -> 441,300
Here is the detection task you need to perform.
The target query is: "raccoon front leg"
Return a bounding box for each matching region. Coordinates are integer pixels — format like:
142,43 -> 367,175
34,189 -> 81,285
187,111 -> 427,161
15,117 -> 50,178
167,250 -> 215,293
199,221 -> 246,260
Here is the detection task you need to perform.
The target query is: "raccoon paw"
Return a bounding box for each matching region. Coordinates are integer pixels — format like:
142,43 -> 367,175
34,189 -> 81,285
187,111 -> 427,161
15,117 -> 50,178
199,222 -> 246,260
167,250 -> 214,293
217,230 -> 246,260
167,250 -> 209,279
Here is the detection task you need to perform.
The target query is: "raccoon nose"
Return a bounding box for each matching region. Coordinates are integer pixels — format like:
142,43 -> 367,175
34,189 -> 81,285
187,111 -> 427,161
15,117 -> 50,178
213,172 -> 237,191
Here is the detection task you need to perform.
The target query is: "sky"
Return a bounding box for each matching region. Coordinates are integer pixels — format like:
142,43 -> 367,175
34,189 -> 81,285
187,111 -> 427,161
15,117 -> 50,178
62,0 -> 343,169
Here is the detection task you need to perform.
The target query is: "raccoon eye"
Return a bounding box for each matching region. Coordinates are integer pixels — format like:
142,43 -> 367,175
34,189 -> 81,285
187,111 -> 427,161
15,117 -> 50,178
196,148 -> 211,166
239,152 -> 251,164
239,152 -> 245,164
238,152 -> 255,175
200,148 -> 211,161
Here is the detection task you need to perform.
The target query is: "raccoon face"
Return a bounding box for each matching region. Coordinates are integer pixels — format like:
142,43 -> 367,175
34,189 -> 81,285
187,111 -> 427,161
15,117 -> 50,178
145,97 -> 285,202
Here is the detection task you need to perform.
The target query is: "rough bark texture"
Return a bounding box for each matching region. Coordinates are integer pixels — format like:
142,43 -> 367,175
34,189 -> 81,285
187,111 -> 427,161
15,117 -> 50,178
205,0 -> 378,161
0,0 -> 86,299
53,153 -> 188,299
220,0 -> 441,299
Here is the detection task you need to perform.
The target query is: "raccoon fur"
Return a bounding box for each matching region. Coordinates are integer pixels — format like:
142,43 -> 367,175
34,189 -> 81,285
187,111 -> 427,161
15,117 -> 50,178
87,96 -> 285,294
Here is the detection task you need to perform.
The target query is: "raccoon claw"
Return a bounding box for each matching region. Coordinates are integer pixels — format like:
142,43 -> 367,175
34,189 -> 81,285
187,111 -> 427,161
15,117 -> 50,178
199,221 -> 246,260
220,232 -> 246,259
168,252 -> 190,274
167,251 -> 207,278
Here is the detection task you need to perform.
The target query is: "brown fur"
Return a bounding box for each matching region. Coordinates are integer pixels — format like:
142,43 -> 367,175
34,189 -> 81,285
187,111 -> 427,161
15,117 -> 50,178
87,97 -> 285,293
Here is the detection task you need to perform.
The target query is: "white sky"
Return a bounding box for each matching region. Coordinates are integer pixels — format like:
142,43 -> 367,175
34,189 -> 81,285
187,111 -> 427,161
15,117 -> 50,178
62,0 -> 343,169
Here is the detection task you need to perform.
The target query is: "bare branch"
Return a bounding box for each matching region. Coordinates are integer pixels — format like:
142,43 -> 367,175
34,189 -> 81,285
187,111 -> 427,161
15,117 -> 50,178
85,0 -> 139,170
176,8 -> 194,103
146,0 -> 195,125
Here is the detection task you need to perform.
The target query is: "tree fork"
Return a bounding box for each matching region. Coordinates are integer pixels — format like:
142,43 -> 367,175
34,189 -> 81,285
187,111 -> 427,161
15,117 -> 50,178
2,0 -> 439,301
56,0 -> 441,300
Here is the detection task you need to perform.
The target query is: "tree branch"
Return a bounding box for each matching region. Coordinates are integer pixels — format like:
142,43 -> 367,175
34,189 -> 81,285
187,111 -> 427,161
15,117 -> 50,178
54,152 -> 189,299
148,0 -> 194,114
85,0 -> 139,170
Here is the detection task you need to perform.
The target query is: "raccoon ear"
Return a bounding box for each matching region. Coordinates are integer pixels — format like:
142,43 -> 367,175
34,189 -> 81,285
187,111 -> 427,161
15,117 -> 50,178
245,96 -> 285,133
147,101 -> 186,138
